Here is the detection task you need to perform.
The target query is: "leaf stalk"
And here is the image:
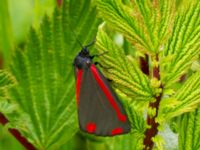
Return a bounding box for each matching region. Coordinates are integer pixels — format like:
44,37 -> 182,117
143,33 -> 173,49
0,113 -> 36,150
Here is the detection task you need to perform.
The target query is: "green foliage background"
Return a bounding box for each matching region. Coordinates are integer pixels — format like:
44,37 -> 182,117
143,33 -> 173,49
0,0 -> 200,150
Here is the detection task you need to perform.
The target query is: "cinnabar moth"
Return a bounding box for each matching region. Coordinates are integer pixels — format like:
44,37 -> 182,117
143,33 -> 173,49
74,41 -> 130,136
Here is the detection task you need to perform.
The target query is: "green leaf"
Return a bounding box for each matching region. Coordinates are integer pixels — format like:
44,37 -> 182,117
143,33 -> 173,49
0,70 -> 15,89
152,135 -> 165,150
97,0 -> 175,53
0,0 -> 100,149
96,29 -> 154,102
158,71 -> 200,121
0,70 -> 16,121
178,109 -> 200,150
127,104 -> 146,136
0,101 -> 17,115
161,1 -> 200,88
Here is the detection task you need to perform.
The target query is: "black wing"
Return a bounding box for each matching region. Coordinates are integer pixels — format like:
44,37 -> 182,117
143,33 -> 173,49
78,64 -> 130,136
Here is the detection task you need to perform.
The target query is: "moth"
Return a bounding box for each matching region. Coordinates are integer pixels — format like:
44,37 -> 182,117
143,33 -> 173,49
74,42 -> 130,136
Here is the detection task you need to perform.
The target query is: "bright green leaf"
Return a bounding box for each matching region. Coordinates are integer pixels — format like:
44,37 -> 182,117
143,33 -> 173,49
0,70 -> 15,89
159,71 -> 200,121
178,109 -> 200,150
96,29 -> 154,102
161,1 -> 200,88
97,0 -> 175,53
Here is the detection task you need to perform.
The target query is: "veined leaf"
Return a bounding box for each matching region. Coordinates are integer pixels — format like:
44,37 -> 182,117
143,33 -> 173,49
178,109 -> 200,150
161,1 -> 200,88
97,0 -> 175,53
158,71 -> 200,121
0,70 -> 16,114
0,0 -> 100,149
125,102 -> 146,136
0,70 -> 15,89
96,29 -> 154,102
0,101 -> 17,115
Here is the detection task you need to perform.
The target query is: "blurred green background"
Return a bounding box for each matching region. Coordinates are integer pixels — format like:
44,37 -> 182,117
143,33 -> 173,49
0,0 -> 55,68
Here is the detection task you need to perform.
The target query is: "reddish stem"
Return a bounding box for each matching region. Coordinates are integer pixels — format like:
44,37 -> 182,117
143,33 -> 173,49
143,54 -> 163,150
179,74 -> 187,83
0,19 -> 35,149
0,113 -> 8,125
57,0 -> 63,7
0,54 -> 3,69
140,54 -> 149,75
0,113 -> 36,150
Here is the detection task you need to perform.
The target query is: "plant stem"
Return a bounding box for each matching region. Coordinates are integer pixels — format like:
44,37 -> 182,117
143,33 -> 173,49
143,54 -> 163,150
0,113 -> 36,150
0,54 -> 3,69
57,0 -> 63,7
140,54 -> 149,75
179,74 -> 186,83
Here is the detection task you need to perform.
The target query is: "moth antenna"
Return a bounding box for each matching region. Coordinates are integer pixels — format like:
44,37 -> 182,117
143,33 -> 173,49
69,24 -> 84,49
85,38 -> 96,48
69,23 -> 95,49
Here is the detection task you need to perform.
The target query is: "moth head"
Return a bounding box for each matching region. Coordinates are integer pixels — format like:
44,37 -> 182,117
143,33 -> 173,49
74,56 -> 92,69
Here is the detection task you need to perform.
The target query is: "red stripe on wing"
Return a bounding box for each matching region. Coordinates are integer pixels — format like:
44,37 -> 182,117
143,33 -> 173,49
76,69 -> 83,105
90,64 -> 127,122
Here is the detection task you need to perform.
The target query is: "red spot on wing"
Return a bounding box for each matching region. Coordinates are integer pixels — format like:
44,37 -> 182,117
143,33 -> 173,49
76,69 -> 83,105
111,128 -> 123,135
90,64 -> 127,122
86,122 -> 96,133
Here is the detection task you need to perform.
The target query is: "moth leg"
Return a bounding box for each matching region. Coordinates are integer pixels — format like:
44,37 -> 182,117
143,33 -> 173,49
94,62 -> 113,70
85,38 -> 96,48
94,62 -> 108,68
90,51 -> 108,59
106,78 -> 113,82
94,62 -> 113,82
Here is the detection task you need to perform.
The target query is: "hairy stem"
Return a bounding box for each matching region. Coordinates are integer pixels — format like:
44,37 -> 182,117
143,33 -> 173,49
0,113 -> 36,150
143,54 -> 163,150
